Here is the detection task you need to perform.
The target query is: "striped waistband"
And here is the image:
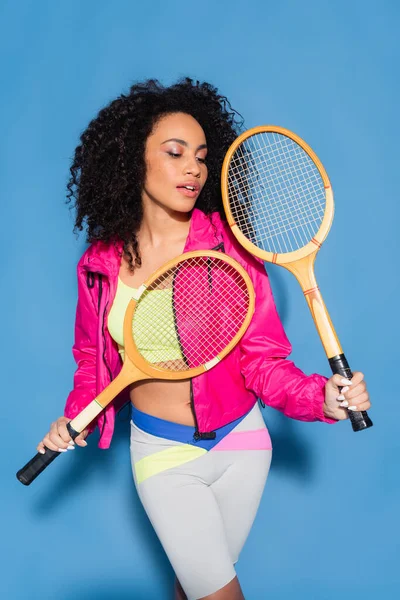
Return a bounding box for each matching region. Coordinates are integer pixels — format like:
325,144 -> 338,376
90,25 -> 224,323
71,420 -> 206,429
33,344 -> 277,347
131,404 -> 251,451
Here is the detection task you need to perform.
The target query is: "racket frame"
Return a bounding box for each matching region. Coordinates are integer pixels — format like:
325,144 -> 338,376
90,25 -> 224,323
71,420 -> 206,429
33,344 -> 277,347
17,250 -> 256,484
71,251 -> 255,433
221,125 -> 372,431
222,126 -> 341,357
222,125 -> 334,266
123,249 -> 255,380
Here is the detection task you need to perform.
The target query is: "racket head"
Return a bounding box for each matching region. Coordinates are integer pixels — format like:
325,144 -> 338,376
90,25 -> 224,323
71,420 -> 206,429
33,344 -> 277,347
123,250 -> 255,380
221,125 -> 334,265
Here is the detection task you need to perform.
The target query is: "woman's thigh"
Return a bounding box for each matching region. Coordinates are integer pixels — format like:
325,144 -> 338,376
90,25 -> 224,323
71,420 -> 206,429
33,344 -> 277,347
129,403 -> 272,598
210,448 -> 272,565
130,424 -> 237,600
210,403 -> 273,564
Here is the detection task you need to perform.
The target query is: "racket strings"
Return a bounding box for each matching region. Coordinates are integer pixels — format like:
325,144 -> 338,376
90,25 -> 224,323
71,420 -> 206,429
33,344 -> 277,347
230,142 -> 325,247
229,143 -> 325,251
227,132 -> 326,254
231,136 -> 324,201
231,157 -> 324,243
229,166 -> 323,253
132,256 -> 250,372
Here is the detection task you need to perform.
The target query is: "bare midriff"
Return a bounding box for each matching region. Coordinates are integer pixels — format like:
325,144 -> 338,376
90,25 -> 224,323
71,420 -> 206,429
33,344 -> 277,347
129,380 -> 196,426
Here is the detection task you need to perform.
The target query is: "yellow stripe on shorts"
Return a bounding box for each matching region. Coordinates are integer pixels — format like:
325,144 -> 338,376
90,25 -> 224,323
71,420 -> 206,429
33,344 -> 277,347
134,444 -> 207,484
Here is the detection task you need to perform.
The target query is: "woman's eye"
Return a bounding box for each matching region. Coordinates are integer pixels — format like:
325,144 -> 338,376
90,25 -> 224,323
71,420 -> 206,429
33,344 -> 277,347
168,152 -> 181,158
196,157 -> 207,164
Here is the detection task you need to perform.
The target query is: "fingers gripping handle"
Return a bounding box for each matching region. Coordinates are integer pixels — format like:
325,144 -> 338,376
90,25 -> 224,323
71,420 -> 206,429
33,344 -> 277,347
16,423 -> 80,486
329,354 -> 373,432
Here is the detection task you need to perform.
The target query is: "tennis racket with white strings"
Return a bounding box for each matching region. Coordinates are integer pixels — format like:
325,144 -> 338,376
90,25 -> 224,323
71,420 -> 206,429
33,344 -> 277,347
17,251 -> 255,485
221,126 -> 372,432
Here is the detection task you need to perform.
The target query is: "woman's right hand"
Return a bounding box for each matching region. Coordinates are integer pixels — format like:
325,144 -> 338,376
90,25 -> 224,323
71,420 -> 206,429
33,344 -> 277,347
37,417 -> 89,454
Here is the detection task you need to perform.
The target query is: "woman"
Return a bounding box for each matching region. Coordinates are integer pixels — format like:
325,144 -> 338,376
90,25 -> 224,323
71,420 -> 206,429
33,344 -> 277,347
37,78 -> 371,600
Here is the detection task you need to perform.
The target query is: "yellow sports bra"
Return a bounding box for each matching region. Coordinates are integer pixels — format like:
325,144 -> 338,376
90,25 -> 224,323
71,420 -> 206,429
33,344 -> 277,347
107,277 -> 183,363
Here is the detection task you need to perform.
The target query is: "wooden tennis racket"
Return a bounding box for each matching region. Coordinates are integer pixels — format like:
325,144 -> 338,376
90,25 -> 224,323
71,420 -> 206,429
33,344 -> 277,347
221,125 -> 372,432
17,250 -> 255,485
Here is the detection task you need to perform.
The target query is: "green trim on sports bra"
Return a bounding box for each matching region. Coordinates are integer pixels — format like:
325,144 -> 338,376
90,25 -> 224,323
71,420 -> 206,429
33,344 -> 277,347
108,277 -> 183,363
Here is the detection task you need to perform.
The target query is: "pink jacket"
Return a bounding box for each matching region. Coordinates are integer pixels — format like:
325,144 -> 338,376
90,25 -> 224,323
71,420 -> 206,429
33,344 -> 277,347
64,209 -> 336,448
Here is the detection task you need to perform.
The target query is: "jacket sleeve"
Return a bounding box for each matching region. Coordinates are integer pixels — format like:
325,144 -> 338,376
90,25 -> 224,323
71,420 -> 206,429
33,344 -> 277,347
239,258 -> 337,424
63,254 -> 98,435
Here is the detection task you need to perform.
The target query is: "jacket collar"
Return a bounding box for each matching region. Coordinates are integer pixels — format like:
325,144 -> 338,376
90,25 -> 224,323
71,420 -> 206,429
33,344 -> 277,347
81,209 -> 224,277
183,209 -> 223,252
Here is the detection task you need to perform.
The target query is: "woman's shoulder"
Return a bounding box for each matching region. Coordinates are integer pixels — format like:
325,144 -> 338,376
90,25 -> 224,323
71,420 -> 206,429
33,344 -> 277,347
76,238 -> 123,275
213,214 -> 265,272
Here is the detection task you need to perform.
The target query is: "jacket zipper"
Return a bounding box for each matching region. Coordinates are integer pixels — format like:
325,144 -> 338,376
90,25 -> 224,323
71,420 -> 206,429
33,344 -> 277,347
86,272 -> 112,441
98,274 -> 113,382
191,241 -> 225,442
99,274 -> 113,440
191,380 -> 215,441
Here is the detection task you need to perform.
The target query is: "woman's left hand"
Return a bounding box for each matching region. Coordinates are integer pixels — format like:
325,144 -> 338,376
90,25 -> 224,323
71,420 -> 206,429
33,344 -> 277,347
323,371 -> 371,420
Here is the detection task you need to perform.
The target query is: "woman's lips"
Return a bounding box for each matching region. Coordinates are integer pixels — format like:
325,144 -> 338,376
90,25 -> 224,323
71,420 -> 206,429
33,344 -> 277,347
176,186 -> 200,198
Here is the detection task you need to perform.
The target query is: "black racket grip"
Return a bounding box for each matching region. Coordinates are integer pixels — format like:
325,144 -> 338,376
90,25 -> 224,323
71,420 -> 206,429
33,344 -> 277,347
16,448 -> 62,486
329,354 -> 373,432
16,422 -> 80,486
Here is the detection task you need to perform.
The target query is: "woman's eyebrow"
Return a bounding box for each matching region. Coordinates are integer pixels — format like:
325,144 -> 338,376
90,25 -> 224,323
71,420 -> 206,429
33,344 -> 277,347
161,138 -> 207,150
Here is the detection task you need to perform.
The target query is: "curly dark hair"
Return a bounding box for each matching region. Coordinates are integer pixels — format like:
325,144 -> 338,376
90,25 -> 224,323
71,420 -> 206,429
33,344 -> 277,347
67,77 -> 243,270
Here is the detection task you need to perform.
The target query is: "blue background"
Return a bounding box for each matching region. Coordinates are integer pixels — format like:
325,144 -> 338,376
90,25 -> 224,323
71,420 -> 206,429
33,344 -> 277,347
1,1 -> 399,598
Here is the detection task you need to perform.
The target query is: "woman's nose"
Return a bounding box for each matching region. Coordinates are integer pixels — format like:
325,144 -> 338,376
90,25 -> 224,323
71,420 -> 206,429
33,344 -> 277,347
184,156 -> 201,177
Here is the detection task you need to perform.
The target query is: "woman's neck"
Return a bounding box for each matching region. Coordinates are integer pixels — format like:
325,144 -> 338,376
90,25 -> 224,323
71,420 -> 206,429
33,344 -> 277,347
138,204 -> 192,249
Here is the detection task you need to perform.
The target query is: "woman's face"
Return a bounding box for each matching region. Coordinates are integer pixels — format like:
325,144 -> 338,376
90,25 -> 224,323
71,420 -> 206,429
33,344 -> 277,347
142,112 -> 208,215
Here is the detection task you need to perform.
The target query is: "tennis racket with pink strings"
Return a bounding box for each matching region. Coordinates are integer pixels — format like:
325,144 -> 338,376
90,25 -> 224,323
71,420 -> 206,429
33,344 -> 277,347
17,250 -> 255,485
221,126 -> 372,432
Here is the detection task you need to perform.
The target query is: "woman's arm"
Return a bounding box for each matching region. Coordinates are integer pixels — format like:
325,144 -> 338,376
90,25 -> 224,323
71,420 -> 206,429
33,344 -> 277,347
239,259 -> 337,424
36,253 -> 95,454
63,252 -> 99,435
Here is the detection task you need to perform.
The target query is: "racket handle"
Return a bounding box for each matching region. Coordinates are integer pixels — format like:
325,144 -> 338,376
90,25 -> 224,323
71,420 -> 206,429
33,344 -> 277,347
328,354 -> 373,432
16,424 -> 80,486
